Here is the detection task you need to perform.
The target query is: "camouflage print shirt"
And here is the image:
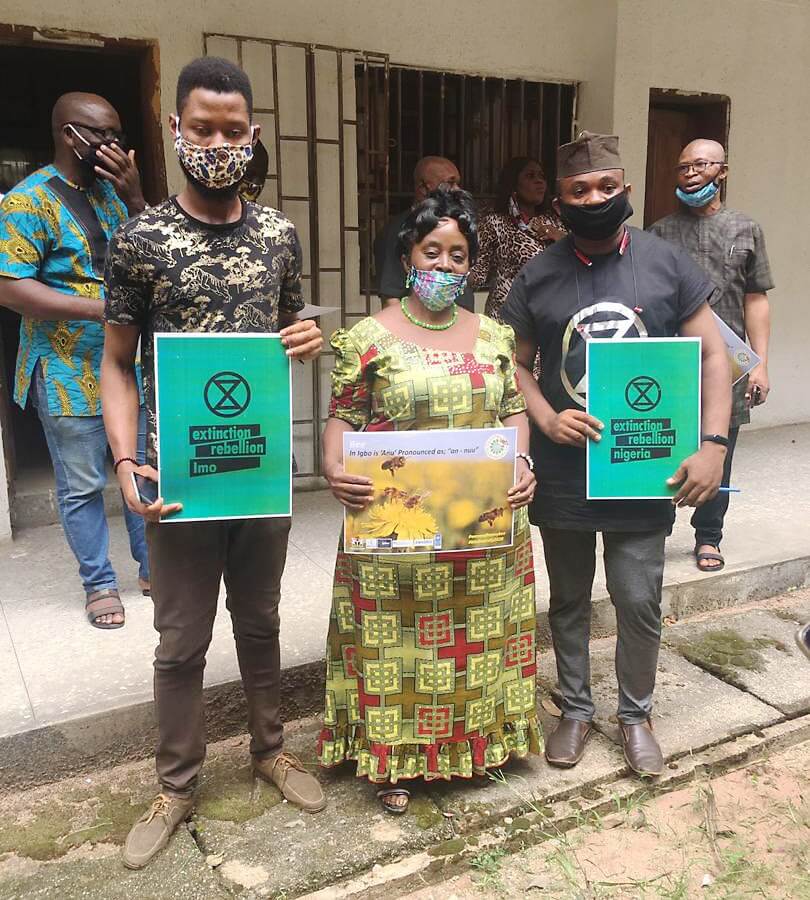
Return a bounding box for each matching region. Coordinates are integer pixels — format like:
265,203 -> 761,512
104,197 -> 304,464
648,207 -> 774,427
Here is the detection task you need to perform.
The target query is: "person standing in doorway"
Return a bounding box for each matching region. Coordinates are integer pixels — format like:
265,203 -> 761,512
501,132 -> 731,778
102,57 -> 325,870
374,156 -> 475,311
649,139 -> 773,573
0,92 -> 150,629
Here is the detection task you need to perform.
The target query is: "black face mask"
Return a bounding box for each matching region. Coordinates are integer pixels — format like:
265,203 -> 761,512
66,125 -> 102,182
558,189 -> 633,241
75,146 -> 102,181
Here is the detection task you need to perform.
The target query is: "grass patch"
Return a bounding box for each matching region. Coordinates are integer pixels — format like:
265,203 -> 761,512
195,760 -> 282,822
0,786 -> 142,860
677,628 -> 785,684
469,847 -> 506,889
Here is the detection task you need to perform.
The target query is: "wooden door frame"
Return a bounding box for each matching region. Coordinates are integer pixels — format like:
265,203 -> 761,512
0,23 -> 167,205
0,24 -> 166,521
645,88 -> 731,227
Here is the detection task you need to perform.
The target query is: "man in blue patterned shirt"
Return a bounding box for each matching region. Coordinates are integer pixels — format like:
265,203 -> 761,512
0,92 -> 150,628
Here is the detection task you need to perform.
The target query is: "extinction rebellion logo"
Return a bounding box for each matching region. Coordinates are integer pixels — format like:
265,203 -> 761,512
610,375 -> 676,464
188,371 -> 267,477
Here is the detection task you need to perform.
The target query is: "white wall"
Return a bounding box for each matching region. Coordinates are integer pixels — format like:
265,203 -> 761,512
0,1 -> 618,191
612,0 -> 810,428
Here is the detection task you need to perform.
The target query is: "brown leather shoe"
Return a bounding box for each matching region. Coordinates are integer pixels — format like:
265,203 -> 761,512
545,718 -> 592,768
620,720 -> 664,777
253,751 -> 326,813
122,793 -> 194,869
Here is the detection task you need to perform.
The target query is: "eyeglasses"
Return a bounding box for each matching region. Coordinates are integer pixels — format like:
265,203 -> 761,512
675,160 -> 725,175
67,122 -> 128,147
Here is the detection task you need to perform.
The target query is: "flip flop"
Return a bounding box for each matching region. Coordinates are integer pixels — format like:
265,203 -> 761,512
376,787 -> 410,815
85,589 -> 125,629
695,548 -> 725,572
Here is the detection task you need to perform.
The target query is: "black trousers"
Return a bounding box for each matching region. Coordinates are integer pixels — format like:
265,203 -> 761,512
691,427 -> 740,548
540,527 -> 667,724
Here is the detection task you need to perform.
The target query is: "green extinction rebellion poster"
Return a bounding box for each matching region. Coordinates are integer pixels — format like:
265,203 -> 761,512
154,334 -> 291,522
586,338 -> 701,500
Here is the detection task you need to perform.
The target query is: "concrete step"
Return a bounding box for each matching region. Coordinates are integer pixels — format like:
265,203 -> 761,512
0,423 -> 808,791
1,618 -> 809,899
11,472 -> 123,530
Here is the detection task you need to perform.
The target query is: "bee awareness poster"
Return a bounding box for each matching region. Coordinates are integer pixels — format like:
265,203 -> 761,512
586,338 -> 701,500
154,333 -> 292,522
342,428 -> 517,554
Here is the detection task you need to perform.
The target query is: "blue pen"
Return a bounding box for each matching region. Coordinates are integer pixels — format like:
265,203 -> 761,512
718,487 -> 740,493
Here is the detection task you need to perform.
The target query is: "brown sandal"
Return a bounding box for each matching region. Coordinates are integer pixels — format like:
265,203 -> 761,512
85,589 -> 125,629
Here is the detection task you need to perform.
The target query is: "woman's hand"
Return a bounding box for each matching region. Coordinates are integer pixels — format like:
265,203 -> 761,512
325,462 -> 375,510
507,458 -> 536,509
532,220 -> 566,243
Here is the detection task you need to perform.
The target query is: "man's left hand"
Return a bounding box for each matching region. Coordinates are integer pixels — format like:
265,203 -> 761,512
280,318 -> 323,361
507,458 -> 536,509
746,364 -> 770,408
96,144 -> 146,214
667,443 -> 726,507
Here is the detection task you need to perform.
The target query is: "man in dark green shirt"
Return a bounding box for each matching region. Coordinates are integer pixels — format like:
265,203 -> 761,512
649,139 -> 773,573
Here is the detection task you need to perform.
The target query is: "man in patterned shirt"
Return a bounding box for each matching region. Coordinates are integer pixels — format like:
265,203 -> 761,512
649,139 -> 773,572
102,57 -> 325,870
0,92 -> 149,628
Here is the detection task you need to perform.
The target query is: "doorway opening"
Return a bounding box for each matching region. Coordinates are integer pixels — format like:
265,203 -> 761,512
644,88 -> 730,227
0,27 -> 165,529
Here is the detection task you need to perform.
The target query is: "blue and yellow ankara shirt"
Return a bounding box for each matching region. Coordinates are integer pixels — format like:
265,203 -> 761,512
0,164 -> 127,417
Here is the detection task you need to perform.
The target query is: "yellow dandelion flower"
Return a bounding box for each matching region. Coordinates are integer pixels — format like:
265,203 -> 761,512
363,499 -> 438,541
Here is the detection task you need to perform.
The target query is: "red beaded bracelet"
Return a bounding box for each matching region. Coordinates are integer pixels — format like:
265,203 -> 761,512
113,456 -> 139,474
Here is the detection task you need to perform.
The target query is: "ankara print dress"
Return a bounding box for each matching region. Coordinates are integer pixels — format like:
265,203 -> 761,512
318,314 -> 542,783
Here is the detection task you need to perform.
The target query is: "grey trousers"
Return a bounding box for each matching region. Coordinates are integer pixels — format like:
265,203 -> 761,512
146,517 -> 291,795
540,527 -> 667,725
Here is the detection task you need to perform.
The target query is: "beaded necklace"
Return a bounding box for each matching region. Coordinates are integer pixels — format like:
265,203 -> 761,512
400,297 -> 457,331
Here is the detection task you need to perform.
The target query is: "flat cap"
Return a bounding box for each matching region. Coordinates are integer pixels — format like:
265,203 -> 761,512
557,131 -> 623,178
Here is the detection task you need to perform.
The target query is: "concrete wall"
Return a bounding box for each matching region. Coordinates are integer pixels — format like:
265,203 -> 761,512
0,0 -> 807,537
613,0 -> 810,429
0,0 -> 618,191
0,450 -> 10,541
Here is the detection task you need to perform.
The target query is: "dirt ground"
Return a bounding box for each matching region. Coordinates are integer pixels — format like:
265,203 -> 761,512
402,740 -> 810,900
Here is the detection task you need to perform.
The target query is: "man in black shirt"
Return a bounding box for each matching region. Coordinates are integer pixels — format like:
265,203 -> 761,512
102,57 -> 325,869
374,156 -> 475,310
502,132 -> 731,777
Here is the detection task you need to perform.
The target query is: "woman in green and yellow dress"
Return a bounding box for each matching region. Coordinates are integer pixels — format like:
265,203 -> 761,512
318,189 -> 541,814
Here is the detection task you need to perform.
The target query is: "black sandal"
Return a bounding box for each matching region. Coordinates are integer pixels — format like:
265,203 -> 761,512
376,787 -> 410,815
695,546 -> 725,572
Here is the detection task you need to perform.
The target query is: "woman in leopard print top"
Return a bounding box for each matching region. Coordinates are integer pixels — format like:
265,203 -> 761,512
470,157 -> 566,321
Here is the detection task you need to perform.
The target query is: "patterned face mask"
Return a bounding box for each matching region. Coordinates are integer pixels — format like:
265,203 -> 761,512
406,267 -> 468,311
174,119 -> 255,190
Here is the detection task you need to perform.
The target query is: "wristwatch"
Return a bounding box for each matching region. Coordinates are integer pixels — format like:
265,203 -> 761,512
516,452 -> 535,472
701,434 -> 729,448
